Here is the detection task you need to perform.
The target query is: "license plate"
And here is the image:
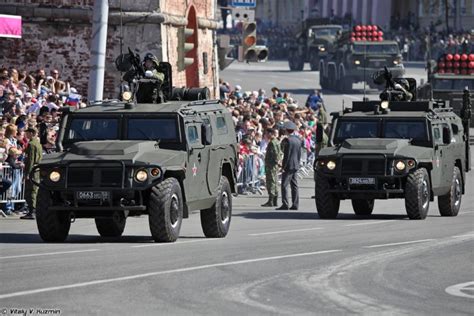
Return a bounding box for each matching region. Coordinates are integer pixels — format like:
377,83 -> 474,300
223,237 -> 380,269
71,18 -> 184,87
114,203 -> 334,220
349,177 -> 375,185
76,191 -> 110,200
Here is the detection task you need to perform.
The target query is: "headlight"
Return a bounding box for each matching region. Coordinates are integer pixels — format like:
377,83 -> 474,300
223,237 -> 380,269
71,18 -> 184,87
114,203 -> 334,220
319,46 -> 326,52
326,161 -> 336,170
380,100 -> 389,109
395,161 -> 406,171
135,169 -> 148,182
49,170 -> 61,182
150,168 -> 161,177
354,60 -> 361,65
122,91 -> 132,101
393,60 -> 399,65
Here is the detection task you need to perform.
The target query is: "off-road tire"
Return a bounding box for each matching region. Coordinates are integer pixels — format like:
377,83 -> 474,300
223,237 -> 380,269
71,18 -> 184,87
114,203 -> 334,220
201,176 -> 232,238
438,166 -> 462,216
328,68 -> 336,90
310,53 -> 319,71
95,213 -> 127,237
315,172 -> 340,218
288,50 -> 304,71
342,77 -> 352,93
320,71 -> 327,89
351,199 -> 374,215
405,168 -> 430,219
148,178 -> 183,242
36,189 -> 71,242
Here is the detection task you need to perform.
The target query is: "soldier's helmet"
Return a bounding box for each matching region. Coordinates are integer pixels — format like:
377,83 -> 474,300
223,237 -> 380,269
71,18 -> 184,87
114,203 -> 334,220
143,53 -> 159,67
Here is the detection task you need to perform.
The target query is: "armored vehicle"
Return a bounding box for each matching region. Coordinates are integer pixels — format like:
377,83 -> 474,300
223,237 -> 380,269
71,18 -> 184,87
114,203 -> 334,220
319,25 -> 405,92
314,68 -> 471,220
418,52 -> 474,127
32,53 -> 238,243
287,17 -> 342,71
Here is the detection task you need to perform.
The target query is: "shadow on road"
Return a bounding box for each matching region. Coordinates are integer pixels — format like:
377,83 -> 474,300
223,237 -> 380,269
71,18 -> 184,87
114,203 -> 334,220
236,211 -> 407,221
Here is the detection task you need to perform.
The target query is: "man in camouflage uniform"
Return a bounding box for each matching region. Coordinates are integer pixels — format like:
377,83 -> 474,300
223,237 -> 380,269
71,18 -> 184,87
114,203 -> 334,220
262,128 -> 282,207
21,127 -> 43,220
143,53 -> 165,82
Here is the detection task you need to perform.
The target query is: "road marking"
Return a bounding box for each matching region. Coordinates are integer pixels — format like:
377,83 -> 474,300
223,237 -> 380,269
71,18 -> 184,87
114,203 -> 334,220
445,281 -> 474,299
344,220 -> 393,227
0,249 -> 341,299
131,239 -> 217,248
452,233 -> 474,238
249,227 -> 324,236
0,249 -> 99,260
363,239 -> 435,249
342,94 -> 361,100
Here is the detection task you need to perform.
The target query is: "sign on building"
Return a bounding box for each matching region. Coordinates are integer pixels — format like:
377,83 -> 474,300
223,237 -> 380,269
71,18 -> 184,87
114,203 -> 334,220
231,0 -> 256,8
0,14 -> 22,38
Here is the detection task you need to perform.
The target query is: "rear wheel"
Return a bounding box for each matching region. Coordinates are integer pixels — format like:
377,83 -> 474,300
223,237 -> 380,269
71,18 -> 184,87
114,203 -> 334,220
315,173 -> 340,219
438,166 -> 462,216
201,176 -> 232,238
351,199 -> 374,215
95,212 -> 126,237
148,178 -> 183,242
36,189 -> 71,242
405,168 -> 430,219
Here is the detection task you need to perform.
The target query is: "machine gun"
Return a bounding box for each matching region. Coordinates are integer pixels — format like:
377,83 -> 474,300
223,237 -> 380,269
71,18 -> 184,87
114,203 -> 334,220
461,87 -> 472,171
374,66 -> 415,102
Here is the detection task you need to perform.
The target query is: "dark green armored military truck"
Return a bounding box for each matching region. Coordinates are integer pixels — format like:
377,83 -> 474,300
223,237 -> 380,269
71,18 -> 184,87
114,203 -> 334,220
33,99 -> 238,243
315,72 -> 471,220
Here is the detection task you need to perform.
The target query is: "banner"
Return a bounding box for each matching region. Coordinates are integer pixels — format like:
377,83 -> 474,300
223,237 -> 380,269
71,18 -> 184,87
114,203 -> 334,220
0,14 -> 22,38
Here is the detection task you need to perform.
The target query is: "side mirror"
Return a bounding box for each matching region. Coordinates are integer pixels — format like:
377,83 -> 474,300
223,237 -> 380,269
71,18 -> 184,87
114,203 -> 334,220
442,126 -> 451,145
201,123 -> 212,146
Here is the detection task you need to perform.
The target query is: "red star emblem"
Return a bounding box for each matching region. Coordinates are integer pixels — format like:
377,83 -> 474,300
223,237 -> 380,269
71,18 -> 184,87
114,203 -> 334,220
192,163 -> 198,176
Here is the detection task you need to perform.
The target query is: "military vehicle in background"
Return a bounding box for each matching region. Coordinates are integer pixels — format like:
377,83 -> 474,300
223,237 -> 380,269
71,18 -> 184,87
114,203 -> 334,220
315,68 -> 471,220
287,17 -> 342,71
319,24 -> 405,92
418,51 -> 474,127
32,51 -> 238,243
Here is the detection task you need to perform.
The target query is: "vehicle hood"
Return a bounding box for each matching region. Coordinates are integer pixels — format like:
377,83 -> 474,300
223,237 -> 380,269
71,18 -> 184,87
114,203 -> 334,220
41,141 -> 186,168
320,138 -> 432,158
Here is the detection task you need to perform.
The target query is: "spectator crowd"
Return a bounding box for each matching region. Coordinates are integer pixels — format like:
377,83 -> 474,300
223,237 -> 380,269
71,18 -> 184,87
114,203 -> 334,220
0,66 -> 85,217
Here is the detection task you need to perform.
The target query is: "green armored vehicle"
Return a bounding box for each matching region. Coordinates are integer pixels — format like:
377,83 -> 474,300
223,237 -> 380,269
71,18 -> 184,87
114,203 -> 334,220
315,68 -> 471,220
32,53 -> 238,243
319,25 -> 404,92
288,17 -> 342,71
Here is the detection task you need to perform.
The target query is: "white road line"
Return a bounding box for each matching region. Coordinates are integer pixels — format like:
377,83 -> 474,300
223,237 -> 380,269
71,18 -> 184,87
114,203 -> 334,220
451,233 -> 474,238
131,239 -> 217,248
342,94 -> 361,100
0,249 -> 99,260
249,227 -> 324,236
344,220 -> 393,227
0,249 -> 342,300
363,239 -> 435,249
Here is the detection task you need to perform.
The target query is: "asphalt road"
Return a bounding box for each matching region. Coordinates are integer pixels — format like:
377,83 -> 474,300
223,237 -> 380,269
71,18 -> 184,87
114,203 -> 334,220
0,62 -> 473,315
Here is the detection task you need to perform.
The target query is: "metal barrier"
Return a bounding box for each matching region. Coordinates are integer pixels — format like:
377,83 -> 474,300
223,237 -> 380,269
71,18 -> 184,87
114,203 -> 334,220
236,154 -> 263,195
0,164 -> 26,204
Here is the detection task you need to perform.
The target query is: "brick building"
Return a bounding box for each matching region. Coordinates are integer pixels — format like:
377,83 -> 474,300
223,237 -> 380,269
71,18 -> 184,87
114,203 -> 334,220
0,0 -> 219,99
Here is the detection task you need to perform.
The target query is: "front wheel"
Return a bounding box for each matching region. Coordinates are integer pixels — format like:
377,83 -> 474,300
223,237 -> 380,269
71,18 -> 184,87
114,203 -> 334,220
405,168 -> 430,219
352,199 -> 374,215
438,166 -> 462,216
315,173 -> 340,219
95,212 -> 126,237
201,176 -> 232,238
309,53 -> 319,71
36,189 -> 71,242
148,178 -> 183,242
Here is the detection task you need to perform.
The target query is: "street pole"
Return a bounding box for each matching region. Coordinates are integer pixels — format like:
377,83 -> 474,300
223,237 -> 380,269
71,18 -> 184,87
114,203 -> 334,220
88,0 -> 109,102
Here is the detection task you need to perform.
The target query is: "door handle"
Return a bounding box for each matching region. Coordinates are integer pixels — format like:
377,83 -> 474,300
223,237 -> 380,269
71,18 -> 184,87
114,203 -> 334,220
197,152 -> 201,162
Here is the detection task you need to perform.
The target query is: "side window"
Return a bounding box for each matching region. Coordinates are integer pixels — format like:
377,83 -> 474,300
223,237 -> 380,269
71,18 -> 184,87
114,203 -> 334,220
216,116 -> 228,134
188,126 -> 199,144
433,127 -> 442,145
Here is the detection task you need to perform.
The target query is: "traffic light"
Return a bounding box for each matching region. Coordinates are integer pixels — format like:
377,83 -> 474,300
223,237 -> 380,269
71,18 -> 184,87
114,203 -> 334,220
242,21 -> 257,61
217,35 -> 235,70
254,45 -> 269,62
178,27 -> 196,70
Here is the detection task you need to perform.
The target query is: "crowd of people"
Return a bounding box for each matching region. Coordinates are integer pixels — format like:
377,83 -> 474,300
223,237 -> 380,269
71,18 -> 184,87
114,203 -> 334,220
0,66 -> 84,218
219,80 -> 329,208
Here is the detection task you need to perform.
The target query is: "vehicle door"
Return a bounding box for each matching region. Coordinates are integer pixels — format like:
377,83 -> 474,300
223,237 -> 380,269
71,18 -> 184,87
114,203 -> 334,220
440,123 -> 454,188
184,122 -> 208,202
431,124 -> 444,192
206,114 -> 228,195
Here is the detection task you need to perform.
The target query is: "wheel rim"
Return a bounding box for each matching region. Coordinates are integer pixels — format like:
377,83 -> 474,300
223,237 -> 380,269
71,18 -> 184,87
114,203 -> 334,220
421,178 -> 429,209
220,191 -> 230,224
169,194 -> 180,228
454,178 -> 462,207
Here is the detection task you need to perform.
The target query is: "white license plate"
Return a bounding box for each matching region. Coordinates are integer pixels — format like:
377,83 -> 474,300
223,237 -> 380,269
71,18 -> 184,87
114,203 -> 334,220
349,177 -> 375,185
76,191 -> 110,200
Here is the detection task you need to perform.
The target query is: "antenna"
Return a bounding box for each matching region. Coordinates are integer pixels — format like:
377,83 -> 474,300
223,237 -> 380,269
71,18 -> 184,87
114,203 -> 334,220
119,0 -> 124,78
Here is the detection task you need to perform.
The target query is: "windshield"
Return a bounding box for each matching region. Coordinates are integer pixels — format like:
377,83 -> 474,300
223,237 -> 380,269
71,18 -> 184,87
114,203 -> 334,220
68,118 -> 118,141
127,118 -> 178,141
310,27 -> 340,37
335,119 -> 429,143
432,79 -> 474,90
353,44 -> 400,54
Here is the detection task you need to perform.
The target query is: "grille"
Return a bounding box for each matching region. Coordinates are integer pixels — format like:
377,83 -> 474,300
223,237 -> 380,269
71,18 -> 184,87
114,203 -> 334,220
67,169 -> 94,187
341,157 -> 386,175
100,168 -> 123,187
67,167 -> 124,188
